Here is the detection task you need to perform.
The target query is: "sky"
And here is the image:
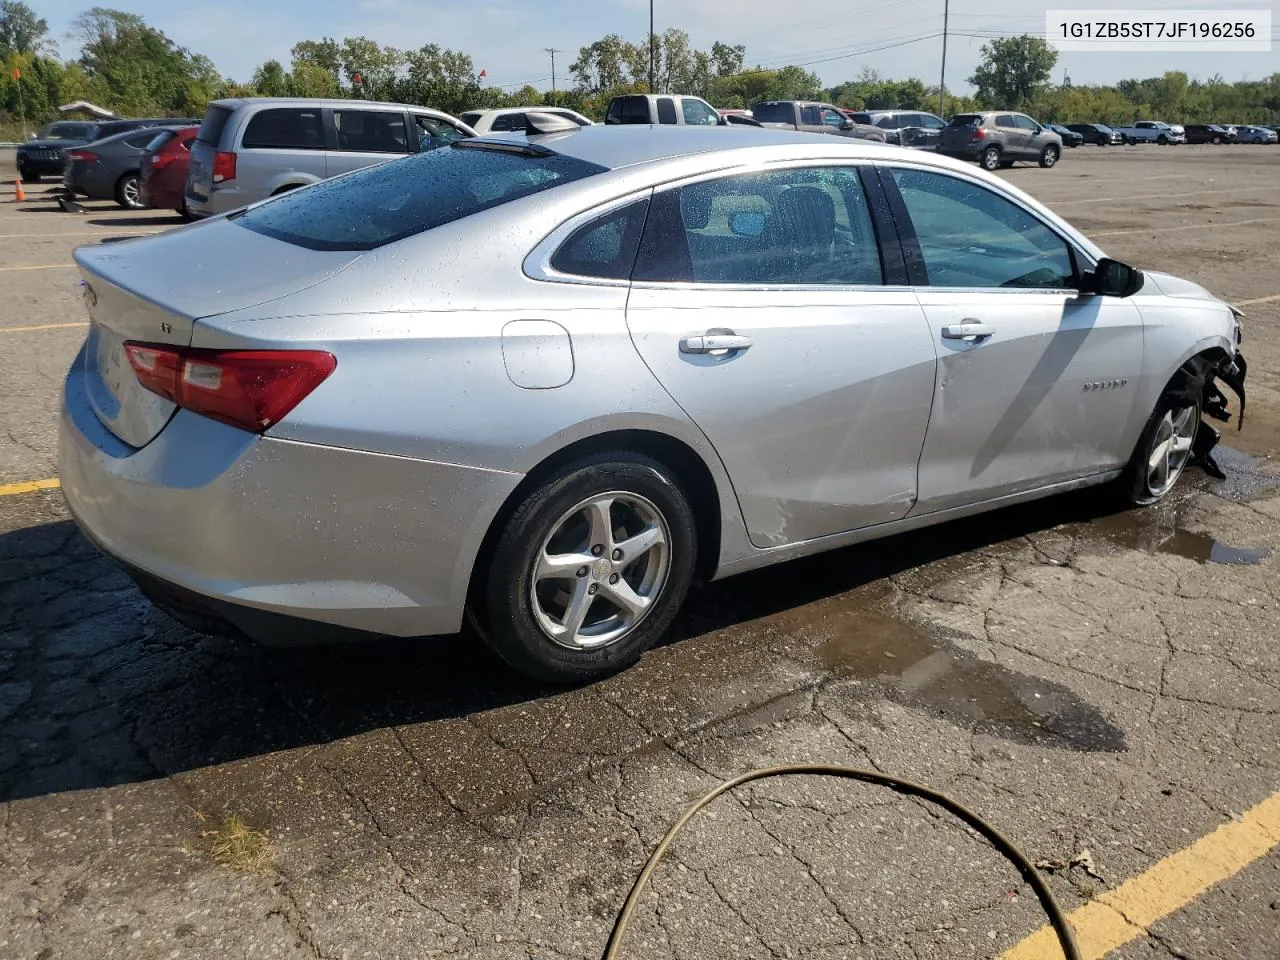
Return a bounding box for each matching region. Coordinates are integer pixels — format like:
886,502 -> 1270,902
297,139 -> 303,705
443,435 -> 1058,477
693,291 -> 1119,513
37,0 -> 1280,95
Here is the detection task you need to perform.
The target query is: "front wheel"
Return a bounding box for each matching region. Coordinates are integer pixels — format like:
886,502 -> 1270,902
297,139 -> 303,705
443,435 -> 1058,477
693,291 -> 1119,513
1157,135 -> 1169,145
1039,144 -> 1060,168
1213,136 -> 1223,144
1119,134 -> 1129,145
980,146 -> 1002,171
477,453 -> 697,683
114,173 -> 144,210
1123,368 -> 1204,506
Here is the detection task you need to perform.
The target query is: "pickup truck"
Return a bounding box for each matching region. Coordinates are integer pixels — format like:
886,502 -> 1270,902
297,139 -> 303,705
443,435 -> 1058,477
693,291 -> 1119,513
1115,121 -> 1186,145
751,101 -> 885,142
605,94 -> 761,127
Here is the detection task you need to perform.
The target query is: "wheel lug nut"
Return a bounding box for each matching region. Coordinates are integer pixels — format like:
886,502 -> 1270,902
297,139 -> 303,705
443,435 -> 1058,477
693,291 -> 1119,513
577,566 -> 588,578
588,583 -> 599,595
609,573 -> 619,584
591,544 -> 603,556
612,549 -> 623,561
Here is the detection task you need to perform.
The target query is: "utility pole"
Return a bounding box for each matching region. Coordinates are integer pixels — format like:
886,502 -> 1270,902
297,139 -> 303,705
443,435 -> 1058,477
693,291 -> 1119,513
938,0 -> 949,119
545,48 -> 562,106
649,0 -> 656,93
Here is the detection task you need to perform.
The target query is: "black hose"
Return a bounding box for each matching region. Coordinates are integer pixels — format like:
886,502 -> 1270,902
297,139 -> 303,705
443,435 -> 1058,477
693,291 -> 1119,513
601,764 -> 1081,960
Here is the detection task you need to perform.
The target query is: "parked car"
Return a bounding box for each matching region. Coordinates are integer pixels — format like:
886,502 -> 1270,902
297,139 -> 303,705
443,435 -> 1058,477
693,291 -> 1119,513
1115,121 -> 1185,144
846,109 -> 946,147
1235,125 -> 1279,144
752,101 -> 885,141
1184,124 -> 1235,144
605,93 -> 724,126
185,97 -> 476,218
59,125 -> 1246,683
938,112 -> 1063,170
18,117 -> 190,183
63,125 -> 192,209
1065,123 -> 1122,146
458,107 -> 593,133
1045,124 -> 1084,147
139,125 -> 198,216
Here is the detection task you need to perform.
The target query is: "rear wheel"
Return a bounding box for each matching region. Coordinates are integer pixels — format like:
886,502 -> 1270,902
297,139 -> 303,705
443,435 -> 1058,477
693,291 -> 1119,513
477,452 -> 696,683
980,145 -> 1002,171
1123,365 -> 1205,506
114,173 -> 144,210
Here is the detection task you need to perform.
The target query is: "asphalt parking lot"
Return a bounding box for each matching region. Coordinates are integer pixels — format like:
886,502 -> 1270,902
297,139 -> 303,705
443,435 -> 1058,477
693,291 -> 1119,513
2,144 -> 1279,960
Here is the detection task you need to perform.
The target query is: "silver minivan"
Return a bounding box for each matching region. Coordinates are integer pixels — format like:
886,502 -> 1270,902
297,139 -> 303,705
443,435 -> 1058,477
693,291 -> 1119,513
185,97 -> 476,218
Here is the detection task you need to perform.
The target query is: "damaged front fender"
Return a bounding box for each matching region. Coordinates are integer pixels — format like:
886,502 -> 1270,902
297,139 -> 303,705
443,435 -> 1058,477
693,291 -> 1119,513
1191,350 -> 1247,480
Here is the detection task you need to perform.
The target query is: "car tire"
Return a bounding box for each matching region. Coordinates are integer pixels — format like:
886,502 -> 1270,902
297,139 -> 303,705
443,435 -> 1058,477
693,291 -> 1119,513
1157,135 -> 1169,145
980,146 -> 1002,171
114,173 -> 144,210
477,452 -> 697,684
1122,362 -> 1206,507
1213,136 -> 1222,144
1039,144 -> 1060,168
1119,134 -> 1129,145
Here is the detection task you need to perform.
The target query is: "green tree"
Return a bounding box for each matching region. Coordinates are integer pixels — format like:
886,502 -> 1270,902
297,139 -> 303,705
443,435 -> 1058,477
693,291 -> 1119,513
0,0 -> 49,56
968,35 -> 1058,110
252,59 -> 289,97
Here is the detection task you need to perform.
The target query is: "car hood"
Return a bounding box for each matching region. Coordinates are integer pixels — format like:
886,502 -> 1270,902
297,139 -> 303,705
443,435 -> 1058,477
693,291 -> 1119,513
20,137 -> 87,151
1142,271 -> 1222,303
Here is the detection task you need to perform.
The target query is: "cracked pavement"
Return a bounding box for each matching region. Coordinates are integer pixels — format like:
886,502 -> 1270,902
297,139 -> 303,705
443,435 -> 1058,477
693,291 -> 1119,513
2,149 -> 1280,959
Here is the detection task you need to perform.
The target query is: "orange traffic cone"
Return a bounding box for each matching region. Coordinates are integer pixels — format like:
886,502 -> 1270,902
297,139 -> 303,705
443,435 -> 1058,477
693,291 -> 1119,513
13,180 -> 26,202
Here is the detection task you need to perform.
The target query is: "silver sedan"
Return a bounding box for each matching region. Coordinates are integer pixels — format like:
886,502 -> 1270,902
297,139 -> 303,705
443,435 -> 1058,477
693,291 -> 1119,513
60,123 -> 1246,682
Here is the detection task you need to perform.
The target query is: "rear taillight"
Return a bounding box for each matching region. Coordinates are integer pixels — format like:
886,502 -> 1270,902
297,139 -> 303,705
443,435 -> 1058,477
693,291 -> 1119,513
124,343 -> 336,433
213,151 -> 237,183
148,153 -> 175,171
970,128 -> 988,141
67,150 -> 100,163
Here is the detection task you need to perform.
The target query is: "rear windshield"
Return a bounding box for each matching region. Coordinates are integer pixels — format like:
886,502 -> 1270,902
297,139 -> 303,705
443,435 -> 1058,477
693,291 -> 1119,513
948,114 -> 983,127
198,105 -> 234,145
233,144 -> 607,252
459,112 -> 482,127
145,130 -> 176,152
751,103 -> 796,124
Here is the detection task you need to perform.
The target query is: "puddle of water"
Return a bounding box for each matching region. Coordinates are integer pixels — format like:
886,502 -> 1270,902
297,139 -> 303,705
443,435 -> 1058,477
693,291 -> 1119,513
1187,445 -> 1280,502
818,608 -> 1126,752
1091,511 -> 1271,566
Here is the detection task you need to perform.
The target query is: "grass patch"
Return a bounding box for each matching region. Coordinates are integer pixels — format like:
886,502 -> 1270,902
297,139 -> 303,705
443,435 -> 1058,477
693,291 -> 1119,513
208,815 -> 275,873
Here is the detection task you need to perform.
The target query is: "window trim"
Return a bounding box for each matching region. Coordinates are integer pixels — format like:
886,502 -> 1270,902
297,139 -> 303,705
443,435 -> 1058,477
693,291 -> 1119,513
875,161 -> 1095,293
628,159 -> 900,292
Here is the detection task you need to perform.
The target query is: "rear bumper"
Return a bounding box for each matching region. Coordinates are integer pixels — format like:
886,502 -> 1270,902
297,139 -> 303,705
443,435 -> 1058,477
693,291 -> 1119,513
185,184 -> 252,218
59,345 -> 522,642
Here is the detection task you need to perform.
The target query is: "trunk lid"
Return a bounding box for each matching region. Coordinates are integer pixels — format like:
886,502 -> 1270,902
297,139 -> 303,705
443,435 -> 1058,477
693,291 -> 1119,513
187,139 -> 216,202
940,115 -> 982,149
75,219 -> 362,448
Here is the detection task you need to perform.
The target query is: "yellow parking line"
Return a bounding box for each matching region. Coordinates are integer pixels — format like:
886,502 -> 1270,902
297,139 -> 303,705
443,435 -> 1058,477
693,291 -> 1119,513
0,321 -> 88,334
0,263 -> 75,272
1094,216 -> 1280,238
1002,789 -> 1280,960
0,477 -> 61,496
1236,293 -> 1280,307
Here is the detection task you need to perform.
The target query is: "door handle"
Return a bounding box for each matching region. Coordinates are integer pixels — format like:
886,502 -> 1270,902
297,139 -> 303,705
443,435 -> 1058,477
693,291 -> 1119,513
680,333 -> 754,355
941,320 -> 995,343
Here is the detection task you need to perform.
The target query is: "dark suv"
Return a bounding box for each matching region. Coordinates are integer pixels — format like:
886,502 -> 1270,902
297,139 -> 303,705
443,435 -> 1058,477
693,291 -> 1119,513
938,112 -> 1064,171
847,109 -> 946,147
17,118 -> 184,182
1184,124 -> 1235,144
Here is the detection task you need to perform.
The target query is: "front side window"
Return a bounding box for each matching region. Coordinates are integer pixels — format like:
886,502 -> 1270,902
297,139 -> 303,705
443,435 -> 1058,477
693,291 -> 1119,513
682,98 -> 719,126
634,166 -> 883,286
889,168 -> 1075,289
549,199 -> 650,280
333,110 -> 409,153
415,115 -> 465,151
656,98 -> 678,124
1014,115 -> 1040,132
234,144 -> 606,251
920,115 -> 946,130
821,108 -> 846,128
241,109 -> 324,150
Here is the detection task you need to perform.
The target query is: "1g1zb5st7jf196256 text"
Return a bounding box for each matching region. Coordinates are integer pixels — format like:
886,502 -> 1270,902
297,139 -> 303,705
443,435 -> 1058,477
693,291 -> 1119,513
1046,9 -> 1272,52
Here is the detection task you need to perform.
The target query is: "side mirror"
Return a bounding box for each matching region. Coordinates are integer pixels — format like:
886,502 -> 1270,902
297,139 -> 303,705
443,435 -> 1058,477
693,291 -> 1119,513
1088,257 -> 1144,298
840,119 -> 854,130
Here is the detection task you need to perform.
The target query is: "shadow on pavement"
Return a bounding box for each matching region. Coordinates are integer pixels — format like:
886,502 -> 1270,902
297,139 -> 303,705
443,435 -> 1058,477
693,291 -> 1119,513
0,486 -> 1134,803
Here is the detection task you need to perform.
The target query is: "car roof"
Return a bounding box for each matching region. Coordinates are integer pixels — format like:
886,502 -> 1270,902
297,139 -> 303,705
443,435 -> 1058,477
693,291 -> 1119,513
489,124 -> 896,171
211,97 -> 452,115
468,107 -> 582,117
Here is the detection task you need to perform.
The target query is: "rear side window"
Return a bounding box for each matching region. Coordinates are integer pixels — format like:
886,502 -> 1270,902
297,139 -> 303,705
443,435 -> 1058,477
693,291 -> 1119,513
801,105 -> 822,125
610,97 -> 651,124
751,103 -> 795,124
198,105 -> 234,145
125,131 -> 157,149
550,199 -> 650,280
490,113 -> 527,132
876,115 -> 901,129
241,108 -> 324,150
459,112 -> 482,128
234,144 -> 607,251
850,113 -> 872,125
656,98 -> 677,124
333,110 -> 408,153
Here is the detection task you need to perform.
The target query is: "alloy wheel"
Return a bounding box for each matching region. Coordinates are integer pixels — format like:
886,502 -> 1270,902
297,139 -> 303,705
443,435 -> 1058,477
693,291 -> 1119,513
530,492 -> 671,650
122,177 -> 141,208
1146,404 -> 1197,498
